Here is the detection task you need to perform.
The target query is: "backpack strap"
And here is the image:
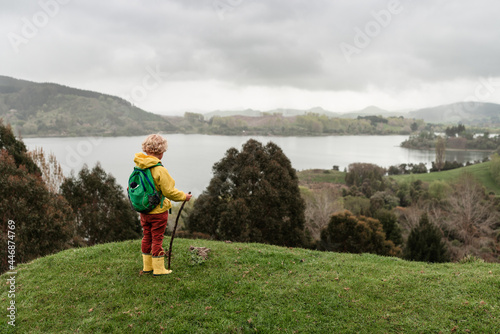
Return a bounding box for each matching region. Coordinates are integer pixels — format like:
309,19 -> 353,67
147,162 -> 165,208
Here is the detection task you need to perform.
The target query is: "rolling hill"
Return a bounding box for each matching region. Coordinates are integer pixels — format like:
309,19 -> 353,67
0,75 -> 177,137
298,161 -> 500,196
203,103 -> 500,126
1,238 -> 498,332
3,75 -> 500,138
408,102 -> 500,125
202,106 -> 338,120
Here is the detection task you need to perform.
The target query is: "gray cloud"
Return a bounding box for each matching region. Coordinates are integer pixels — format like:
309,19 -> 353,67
1,0 -> 500,111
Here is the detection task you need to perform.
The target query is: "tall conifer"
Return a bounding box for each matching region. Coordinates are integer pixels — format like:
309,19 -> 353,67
187,139 -> 310,247
404,213 -> 449,263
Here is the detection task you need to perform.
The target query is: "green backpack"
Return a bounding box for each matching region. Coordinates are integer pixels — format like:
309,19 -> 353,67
127,163 -> 165,213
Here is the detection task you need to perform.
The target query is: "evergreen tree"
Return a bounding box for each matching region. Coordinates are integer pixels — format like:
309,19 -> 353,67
319,210 -> 401,256
187,139 -> 310,247
374,209 -> 403,247
403,213 -> 449,263
0,122 -> 79,273
61,163 -> 141,245
0,119 -> 40,174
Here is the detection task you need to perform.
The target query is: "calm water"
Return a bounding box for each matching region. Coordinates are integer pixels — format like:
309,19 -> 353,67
24,135 -> 491,196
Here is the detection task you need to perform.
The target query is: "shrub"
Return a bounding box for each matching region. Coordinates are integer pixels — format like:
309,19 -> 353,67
373,209 -> 403,247
343,196 -> 371,216
403,213 -> 449,263
370,191 -> 400,213
428,181 -> 452,200
319,210 -> 401,256
345,163 -> 386,197
458,254 -> 485,264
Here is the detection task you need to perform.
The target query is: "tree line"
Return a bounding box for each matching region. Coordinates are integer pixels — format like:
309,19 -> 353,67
0,120 -> 140,273
184,142 -> 500,263
331,162 -> 499,262
174,112 -> 425,136
401,125 -> 500,151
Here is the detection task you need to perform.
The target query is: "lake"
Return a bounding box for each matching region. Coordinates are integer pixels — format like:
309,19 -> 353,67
24,134 -> 492,196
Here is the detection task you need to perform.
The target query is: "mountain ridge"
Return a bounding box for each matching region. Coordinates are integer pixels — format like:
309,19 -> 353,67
0,75 -> 177,137
2,75 -> 500,137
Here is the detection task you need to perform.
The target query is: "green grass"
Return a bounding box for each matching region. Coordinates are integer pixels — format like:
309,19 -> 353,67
390,161 -> 500,195
1,239 -> 499,333
297,169 -> 346,184
298,162 -> 500,196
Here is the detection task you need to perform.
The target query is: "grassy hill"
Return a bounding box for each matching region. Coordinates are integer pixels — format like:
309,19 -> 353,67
298,161 -> 500,196
0,76 -> 177,137
390,161 -> 500,195
1,238 -> 498,333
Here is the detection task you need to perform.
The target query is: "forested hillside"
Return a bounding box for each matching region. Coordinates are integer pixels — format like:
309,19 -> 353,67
3,75 -> 500,138
172,112 -> 426,136
0,76 -> 177,137
408,102 -> 500,125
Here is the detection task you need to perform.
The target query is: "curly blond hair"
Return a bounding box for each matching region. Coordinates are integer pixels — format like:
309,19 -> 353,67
142,134 -> 168,154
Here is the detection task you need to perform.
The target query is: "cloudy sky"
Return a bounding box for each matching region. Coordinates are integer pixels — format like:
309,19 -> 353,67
1,0 -> 500,115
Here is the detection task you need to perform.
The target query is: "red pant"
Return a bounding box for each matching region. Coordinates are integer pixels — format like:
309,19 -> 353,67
140,211 -> 169,256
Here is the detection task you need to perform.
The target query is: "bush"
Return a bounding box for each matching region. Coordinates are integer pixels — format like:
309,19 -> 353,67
373,209 -> 403,247
458,254 -> 485,264
403,213 -> 449,263
319,210 -> 401,256
428,181 -> 452,200
345,163 -> 387,198
343,196 -> 371,216
370,191 -> 400,213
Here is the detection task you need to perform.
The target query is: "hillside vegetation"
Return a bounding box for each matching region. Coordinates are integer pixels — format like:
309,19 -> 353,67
390,161 -> 500,195
3,75 -> 500,137
298,161 -> 500,195
0,74 -> 422,137
408,102 -> 500,125
2,238 -> 499,333
177,112 -> 425,136
0,76 -> 176,137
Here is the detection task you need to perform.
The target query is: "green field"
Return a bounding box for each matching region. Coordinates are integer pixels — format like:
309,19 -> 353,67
2,238 -> 499,333
297,169 -> 346,185
298,162 -> 500,196
390,161 -> 500,195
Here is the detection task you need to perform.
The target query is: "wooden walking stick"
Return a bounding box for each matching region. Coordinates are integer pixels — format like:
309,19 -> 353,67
167,192 -> 190,270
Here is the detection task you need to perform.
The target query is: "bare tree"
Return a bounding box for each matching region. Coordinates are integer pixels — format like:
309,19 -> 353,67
28,147 -> 65,193
443,173 -> 498,254
303,186 -> 343,240
395,204 -> 424,240
435,136 -> 446,171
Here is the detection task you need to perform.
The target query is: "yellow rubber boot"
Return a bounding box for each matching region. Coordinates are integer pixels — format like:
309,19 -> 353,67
142,253 -> 153,274
152,256 -> 172,276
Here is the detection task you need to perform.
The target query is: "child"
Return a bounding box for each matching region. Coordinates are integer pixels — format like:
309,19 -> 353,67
134,134 -> 192,276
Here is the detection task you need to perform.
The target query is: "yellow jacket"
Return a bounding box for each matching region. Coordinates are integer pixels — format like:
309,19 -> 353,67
133,153 -> 187,214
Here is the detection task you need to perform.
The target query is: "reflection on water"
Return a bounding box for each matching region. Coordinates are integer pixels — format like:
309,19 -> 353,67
24,135 -> 492,195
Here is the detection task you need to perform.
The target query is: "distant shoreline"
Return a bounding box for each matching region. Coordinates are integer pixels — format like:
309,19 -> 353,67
401,146 -> 495,153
